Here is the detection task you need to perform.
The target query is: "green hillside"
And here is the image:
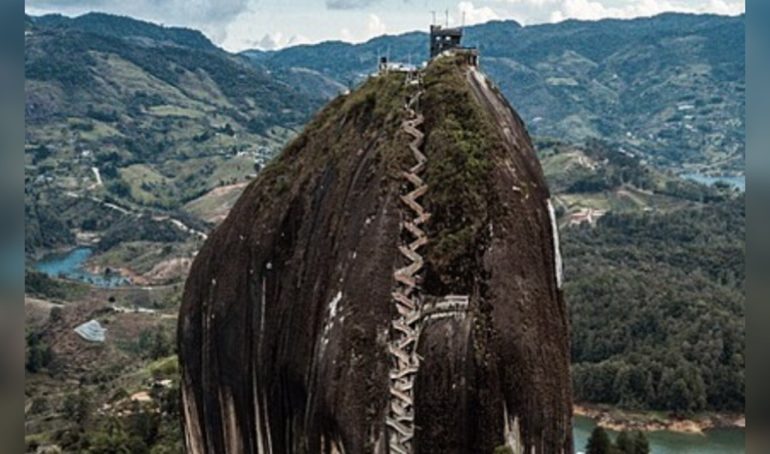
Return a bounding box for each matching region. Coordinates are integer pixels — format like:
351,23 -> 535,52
24,14 -> 326,259
537,138 -> 744,414
33,12 -> 218,50
536,138 -> 735,221
245,13 -> 745,172
565,196 -> 744,413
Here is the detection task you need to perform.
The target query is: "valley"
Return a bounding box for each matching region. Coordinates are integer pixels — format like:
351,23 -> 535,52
23,11 -> 744,453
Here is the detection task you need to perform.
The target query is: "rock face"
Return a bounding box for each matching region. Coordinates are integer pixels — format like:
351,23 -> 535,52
178,55 -> 573,453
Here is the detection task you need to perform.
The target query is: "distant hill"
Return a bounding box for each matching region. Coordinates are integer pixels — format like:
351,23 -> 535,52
244,13 -> 745,172
24,13 -> 328,256
26,13 -> 323,147
24,11 -> 744,258
30,12 -> 218,51
24,11 -> 744,257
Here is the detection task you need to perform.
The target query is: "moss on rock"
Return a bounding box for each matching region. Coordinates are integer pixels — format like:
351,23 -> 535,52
421,55 -> 500,293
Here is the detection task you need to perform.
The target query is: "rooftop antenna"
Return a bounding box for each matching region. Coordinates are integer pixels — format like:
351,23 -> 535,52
462,11 -> 466,28
445,9 -> 449,27
430,10 -> 436,26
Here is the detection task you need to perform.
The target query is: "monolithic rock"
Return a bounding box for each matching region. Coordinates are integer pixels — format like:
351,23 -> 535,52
178,55 -> 573,453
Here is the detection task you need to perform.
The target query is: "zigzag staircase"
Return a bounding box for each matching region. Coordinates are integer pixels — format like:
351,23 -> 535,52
386,73 -> 429,454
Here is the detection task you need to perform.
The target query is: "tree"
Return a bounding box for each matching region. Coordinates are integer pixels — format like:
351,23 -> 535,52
137,325 -> 173,360
615,431 -> 633,453
87,416 -> 135,454
130,402 -> 160,447
156,382 -> 181,418
25,330 -> 52,373
612,429 -> 650,454
586,426 -> 613,454
138,326 -> 172,360
151,328 -> 172,359
631,431 -> 650,454
108,180 -> 131,198
63,388 -> 93,429
50,306 -> 64,323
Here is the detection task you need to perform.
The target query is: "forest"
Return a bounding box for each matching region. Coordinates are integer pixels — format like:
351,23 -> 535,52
564,195 -> 745,413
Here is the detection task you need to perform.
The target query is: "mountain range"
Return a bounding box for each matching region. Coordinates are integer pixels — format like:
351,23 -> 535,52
27,11 -> 745,174
243,13 -> 745,172
24,10 -> 745,264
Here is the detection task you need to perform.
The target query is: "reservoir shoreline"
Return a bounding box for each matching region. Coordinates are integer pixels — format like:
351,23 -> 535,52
574,402 -> 745,435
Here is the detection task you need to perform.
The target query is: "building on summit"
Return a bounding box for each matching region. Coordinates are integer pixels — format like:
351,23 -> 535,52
429,24 -> 479,66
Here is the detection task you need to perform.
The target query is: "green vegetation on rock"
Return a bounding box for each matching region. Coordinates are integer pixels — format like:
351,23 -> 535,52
421,56 -> 496,292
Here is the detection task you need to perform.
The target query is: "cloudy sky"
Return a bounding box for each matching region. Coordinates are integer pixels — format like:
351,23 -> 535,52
25,0 -> 744,52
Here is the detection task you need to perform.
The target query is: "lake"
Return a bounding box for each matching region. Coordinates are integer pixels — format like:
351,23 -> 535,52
34,247 -> 130,287
573,415 -> 745,454
680,173 -> 745,191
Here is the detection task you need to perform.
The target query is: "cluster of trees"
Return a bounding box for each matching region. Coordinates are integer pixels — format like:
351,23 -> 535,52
25,328 -> 53,373
107,179 -> 131,198
136,326 -> 174,361
658,178 -> 734,203
24,193 -> 76,255
565,140 -> 656,194
96,215 -> 189,252
86,106 -> 119,123
29,383 -> 183,453
26,313 -> 182,452
543,138 -> 737,205
29,144 -> 53,164
564,196 -> 745,413
586,426 -> 650,454
25,31 -> 97,89
25,269 -> 87,301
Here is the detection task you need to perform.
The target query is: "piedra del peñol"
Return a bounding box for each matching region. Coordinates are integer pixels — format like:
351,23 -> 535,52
178,48 -> 573,453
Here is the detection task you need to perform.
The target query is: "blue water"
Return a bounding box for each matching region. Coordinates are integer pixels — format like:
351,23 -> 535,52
573,415 -> 744,454
34,247 -> 130,287
681,173 -> 745,191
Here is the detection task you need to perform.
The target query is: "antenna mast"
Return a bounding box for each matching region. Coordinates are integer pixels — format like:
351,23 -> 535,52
445,9 -> 449,27
430,10 -> 436,26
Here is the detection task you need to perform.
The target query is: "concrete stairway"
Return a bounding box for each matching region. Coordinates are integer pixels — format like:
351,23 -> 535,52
386,75 -> 428,454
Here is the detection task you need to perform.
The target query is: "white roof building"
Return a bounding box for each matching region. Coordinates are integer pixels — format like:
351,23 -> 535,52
74,320 -> 107,342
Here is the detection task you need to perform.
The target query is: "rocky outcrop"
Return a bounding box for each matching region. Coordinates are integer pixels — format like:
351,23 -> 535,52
178,55 -> 572,453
